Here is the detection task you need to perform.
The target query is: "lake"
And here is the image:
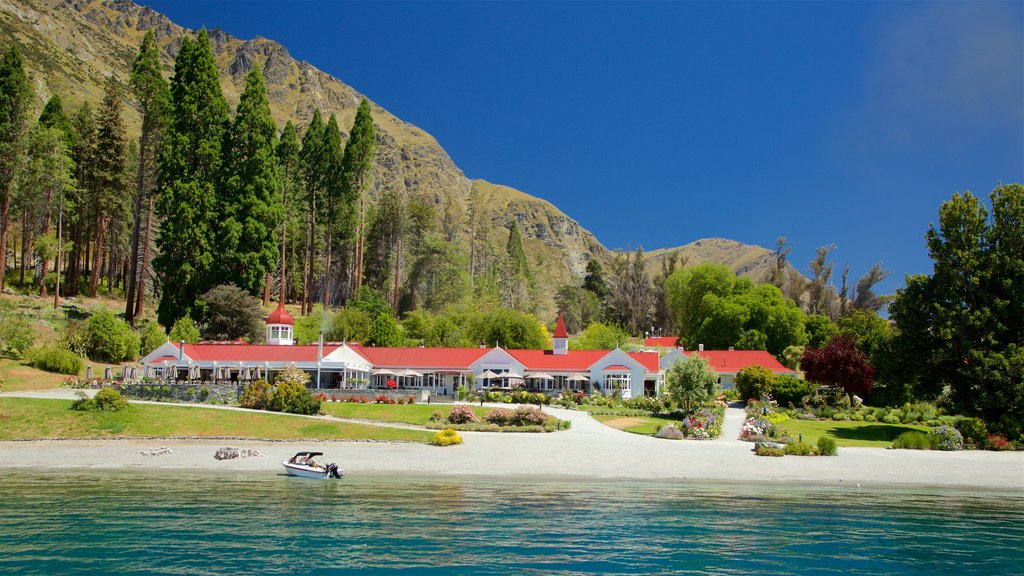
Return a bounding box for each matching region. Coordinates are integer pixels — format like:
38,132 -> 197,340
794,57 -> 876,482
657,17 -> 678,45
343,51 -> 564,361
1,470 -> 1021,575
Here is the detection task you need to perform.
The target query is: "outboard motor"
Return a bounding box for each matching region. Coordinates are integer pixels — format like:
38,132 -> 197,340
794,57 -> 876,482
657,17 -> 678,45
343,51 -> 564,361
326,463 -> 343,479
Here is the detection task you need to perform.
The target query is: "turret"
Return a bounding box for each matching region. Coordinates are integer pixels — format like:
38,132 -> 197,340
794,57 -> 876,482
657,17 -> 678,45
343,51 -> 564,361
266,303 -> 295,345
553,311 -> 568,355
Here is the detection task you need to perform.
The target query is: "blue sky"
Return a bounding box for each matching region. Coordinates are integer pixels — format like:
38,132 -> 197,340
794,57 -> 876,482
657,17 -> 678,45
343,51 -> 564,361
142,1 -> 1023,295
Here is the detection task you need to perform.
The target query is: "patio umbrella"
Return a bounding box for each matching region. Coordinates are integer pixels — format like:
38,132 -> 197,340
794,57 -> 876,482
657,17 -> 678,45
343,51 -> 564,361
143,365 -> 153,379
371,368 -> 395,376
567,374 -> 588,382
479,370 -> 499,379
400,369 -> 423,377
254,367 -> 263,381
103,367 -> 112,380
528,372 -> 554,380
501,371 -> 523,379
85,366 -> 93,380
241,366 -> 252,381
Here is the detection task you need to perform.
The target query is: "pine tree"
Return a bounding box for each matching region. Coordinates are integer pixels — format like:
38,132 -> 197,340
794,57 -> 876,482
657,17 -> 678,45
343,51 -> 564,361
276,121 -> 302,304
0,45 -> 34,289
217,66 -> 281,296
67,103 -> 96,296
299,109 -> 325,314
154,30 -> 229,329
90,76 -> 128,297
319,113 -> 345,307
341,98 -> 376,292
500,220 -> 534,311
34,96 -> 76,297
125,30 -> 171,324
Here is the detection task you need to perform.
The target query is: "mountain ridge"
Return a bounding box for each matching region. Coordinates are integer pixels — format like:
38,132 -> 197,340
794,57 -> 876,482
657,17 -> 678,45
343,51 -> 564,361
3,0 -> 781,315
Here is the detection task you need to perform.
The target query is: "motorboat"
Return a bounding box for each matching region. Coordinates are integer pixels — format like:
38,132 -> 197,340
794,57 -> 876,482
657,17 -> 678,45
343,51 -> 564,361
282,451 -> 343,479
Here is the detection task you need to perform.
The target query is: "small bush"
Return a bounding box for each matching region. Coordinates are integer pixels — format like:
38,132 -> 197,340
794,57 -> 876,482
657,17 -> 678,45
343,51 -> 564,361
485,406 -> 547,427
784,441 -> 817,456
881,411 -> 901,424
929,425 -> 964,451
755,446 -> 785,457
447,405 -> 480,424
0,314 -> 35,358
139,322 -> 167,356
239,379 -> 272,409
28,345 -> 83,375
892,431 -> 933,450
267,367 -> 319,415
429,410 -> 444,422
957,417 -> 988,446
771,377 -> 814,406
431,428 -> 463,446
72,387 -> 129,412
985,434 -> 1014,451
735,366 -> 775,401
817,436 -> 838,456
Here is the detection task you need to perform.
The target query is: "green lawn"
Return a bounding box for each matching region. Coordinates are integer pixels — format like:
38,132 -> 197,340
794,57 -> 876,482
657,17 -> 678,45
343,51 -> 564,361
780,418 -> 930,448
0,397 -> 434,442
319,402 -> 492,425
592,413 -> 677,435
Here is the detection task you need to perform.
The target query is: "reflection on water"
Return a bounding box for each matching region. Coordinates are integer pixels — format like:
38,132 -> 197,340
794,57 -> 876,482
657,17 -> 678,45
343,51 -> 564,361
0,471 -> 1021,575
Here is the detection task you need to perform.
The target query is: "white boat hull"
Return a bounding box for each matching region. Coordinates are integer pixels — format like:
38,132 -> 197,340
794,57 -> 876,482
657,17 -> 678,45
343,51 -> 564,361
282,462 -> 328,479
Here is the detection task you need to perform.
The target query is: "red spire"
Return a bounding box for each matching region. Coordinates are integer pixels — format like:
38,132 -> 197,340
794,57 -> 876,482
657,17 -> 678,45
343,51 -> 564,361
266,302 -> 295,326
554,311 -> 568,339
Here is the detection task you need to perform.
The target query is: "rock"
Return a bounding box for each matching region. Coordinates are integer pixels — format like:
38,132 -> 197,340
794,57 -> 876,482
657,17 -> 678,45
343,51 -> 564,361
141,447 -> 173,456
754,441 -> 786,451
214,447 -> 264,460
655,425 -> 684,440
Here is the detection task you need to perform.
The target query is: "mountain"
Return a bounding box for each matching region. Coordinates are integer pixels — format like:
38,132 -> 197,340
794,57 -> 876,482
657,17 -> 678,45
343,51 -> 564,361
1,0 -> 786,316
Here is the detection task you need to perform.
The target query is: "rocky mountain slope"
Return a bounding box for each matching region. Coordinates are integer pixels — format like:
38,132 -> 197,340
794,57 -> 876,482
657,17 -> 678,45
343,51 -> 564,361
2,0 -> 783,316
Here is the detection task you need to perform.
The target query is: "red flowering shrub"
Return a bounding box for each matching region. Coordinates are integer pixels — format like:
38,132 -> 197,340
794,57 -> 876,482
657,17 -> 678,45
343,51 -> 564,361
986,434 -> 1014,451
447,405 -> 480,424
485,406 -> 547,426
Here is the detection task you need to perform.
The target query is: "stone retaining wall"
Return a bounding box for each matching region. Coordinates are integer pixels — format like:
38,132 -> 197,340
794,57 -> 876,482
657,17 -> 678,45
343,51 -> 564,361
119,382 -> 243,404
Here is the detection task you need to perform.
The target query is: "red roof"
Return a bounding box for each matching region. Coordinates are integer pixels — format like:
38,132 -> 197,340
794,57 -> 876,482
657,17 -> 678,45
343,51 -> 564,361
350,345 -> 490,370
150,356 -> 178,363
506,349 -> 661,373
644,336 -> 680,347
182,343 -> 338,363
603,364 -> 629,371
266,303 -> 294,326
553,312 -> 568,339
683,350 -> 794,374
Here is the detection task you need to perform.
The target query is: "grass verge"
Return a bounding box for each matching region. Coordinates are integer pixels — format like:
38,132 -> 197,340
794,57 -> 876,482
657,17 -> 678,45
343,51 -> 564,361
319,403 -> 492,425
592,413 -> 677,435
780,418 -> 930,448
0,397 -> 434,442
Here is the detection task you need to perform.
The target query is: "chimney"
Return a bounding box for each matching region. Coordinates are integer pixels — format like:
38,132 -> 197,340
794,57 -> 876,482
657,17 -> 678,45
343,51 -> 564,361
728,346 -> 734,351
317,332 -> 324,361
178,340 -> 185,360
698,343 -> 704,352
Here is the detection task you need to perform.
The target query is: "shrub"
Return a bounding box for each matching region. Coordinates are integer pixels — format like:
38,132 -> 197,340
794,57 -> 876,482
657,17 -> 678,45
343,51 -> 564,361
735,366 -> 775,401
72,387 -> 128,411
86,309 -> 140,363
957,417 -> 988,446
892,431 -> 933,450
485,406 -> 547,426
431,428 -> 463,446
771,376 -> 814,406
881,411 -> 901,424
447,405 -> 480,424
784,441 -> 817,456
817,436 -> 838,456
268,366 -> 319,415
0,314 -> 35,358
27,345 -> 83,375
139,322 -> 167,356
929,425 -> 964,451
239,379 -> 272,409
755,446 -> 785,457
985,434 -> 1014,451
168,315 -> 201,344
429,410 -> 444,422
58,323 -> 90,357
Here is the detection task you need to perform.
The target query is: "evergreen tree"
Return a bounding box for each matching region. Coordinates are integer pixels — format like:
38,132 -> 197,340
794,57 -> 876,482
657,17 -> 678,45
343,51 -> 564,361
125,30 -> 171,324
607,247 -> 652,335
38,96 -> 76,148
299,109 -> 326,314
276,121 -> 303,304
67,103 -> 96,296
0,45 -> 34,289
154,30 -> 229,329
341,98 -> 376,291
217,66 -> 281,296
90,76 -> 128,297
319,113 -> 346,306
500,220 -> 533,311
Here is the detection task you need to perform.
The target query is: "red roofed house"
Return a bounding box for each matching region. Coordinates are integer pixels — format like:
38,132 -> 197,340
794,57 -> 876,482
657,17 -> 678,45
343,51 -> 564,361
659,345 -> 796,389
140,311 -> 664,398
643,336 -> 680,348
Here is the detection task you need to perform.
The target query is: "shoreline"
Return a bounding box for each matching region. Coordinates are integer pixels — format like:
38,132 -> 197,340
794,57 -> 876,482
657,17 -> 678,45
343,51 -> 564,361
1,394 -> 1022,491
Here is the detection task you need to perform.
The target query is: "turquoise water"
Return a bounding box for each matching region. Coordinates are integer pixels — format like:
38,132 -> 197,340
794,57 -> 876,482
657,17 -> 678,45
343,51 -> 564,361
1,471 -> 1022,575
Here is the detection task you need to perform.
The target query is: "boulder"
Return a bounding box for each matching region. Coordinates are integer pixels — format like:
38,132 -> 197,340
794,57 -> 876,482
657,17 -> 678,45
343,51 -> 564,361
754,441 -> 786,451
214,447 -> 264,460
655,425 -> 684,440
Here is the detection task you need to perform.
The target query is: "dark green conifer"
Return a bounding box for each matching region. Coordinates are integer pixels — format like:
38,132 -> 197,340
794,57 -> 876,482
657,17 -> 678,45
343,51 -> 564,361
0,45 -> 34,288
341,98 -> 376,291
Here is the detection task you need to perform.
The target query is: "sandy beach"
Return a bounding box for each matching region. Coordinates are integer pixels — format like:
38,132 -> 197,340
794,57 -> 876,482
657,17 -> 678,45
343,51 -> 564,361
2,395 -> 1022,490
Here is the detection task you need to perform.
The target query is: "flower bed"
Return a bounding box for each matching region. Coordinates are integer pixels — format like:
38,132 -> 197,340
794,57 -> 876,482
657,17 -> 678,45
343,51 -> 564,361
428,405 -> 568,432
